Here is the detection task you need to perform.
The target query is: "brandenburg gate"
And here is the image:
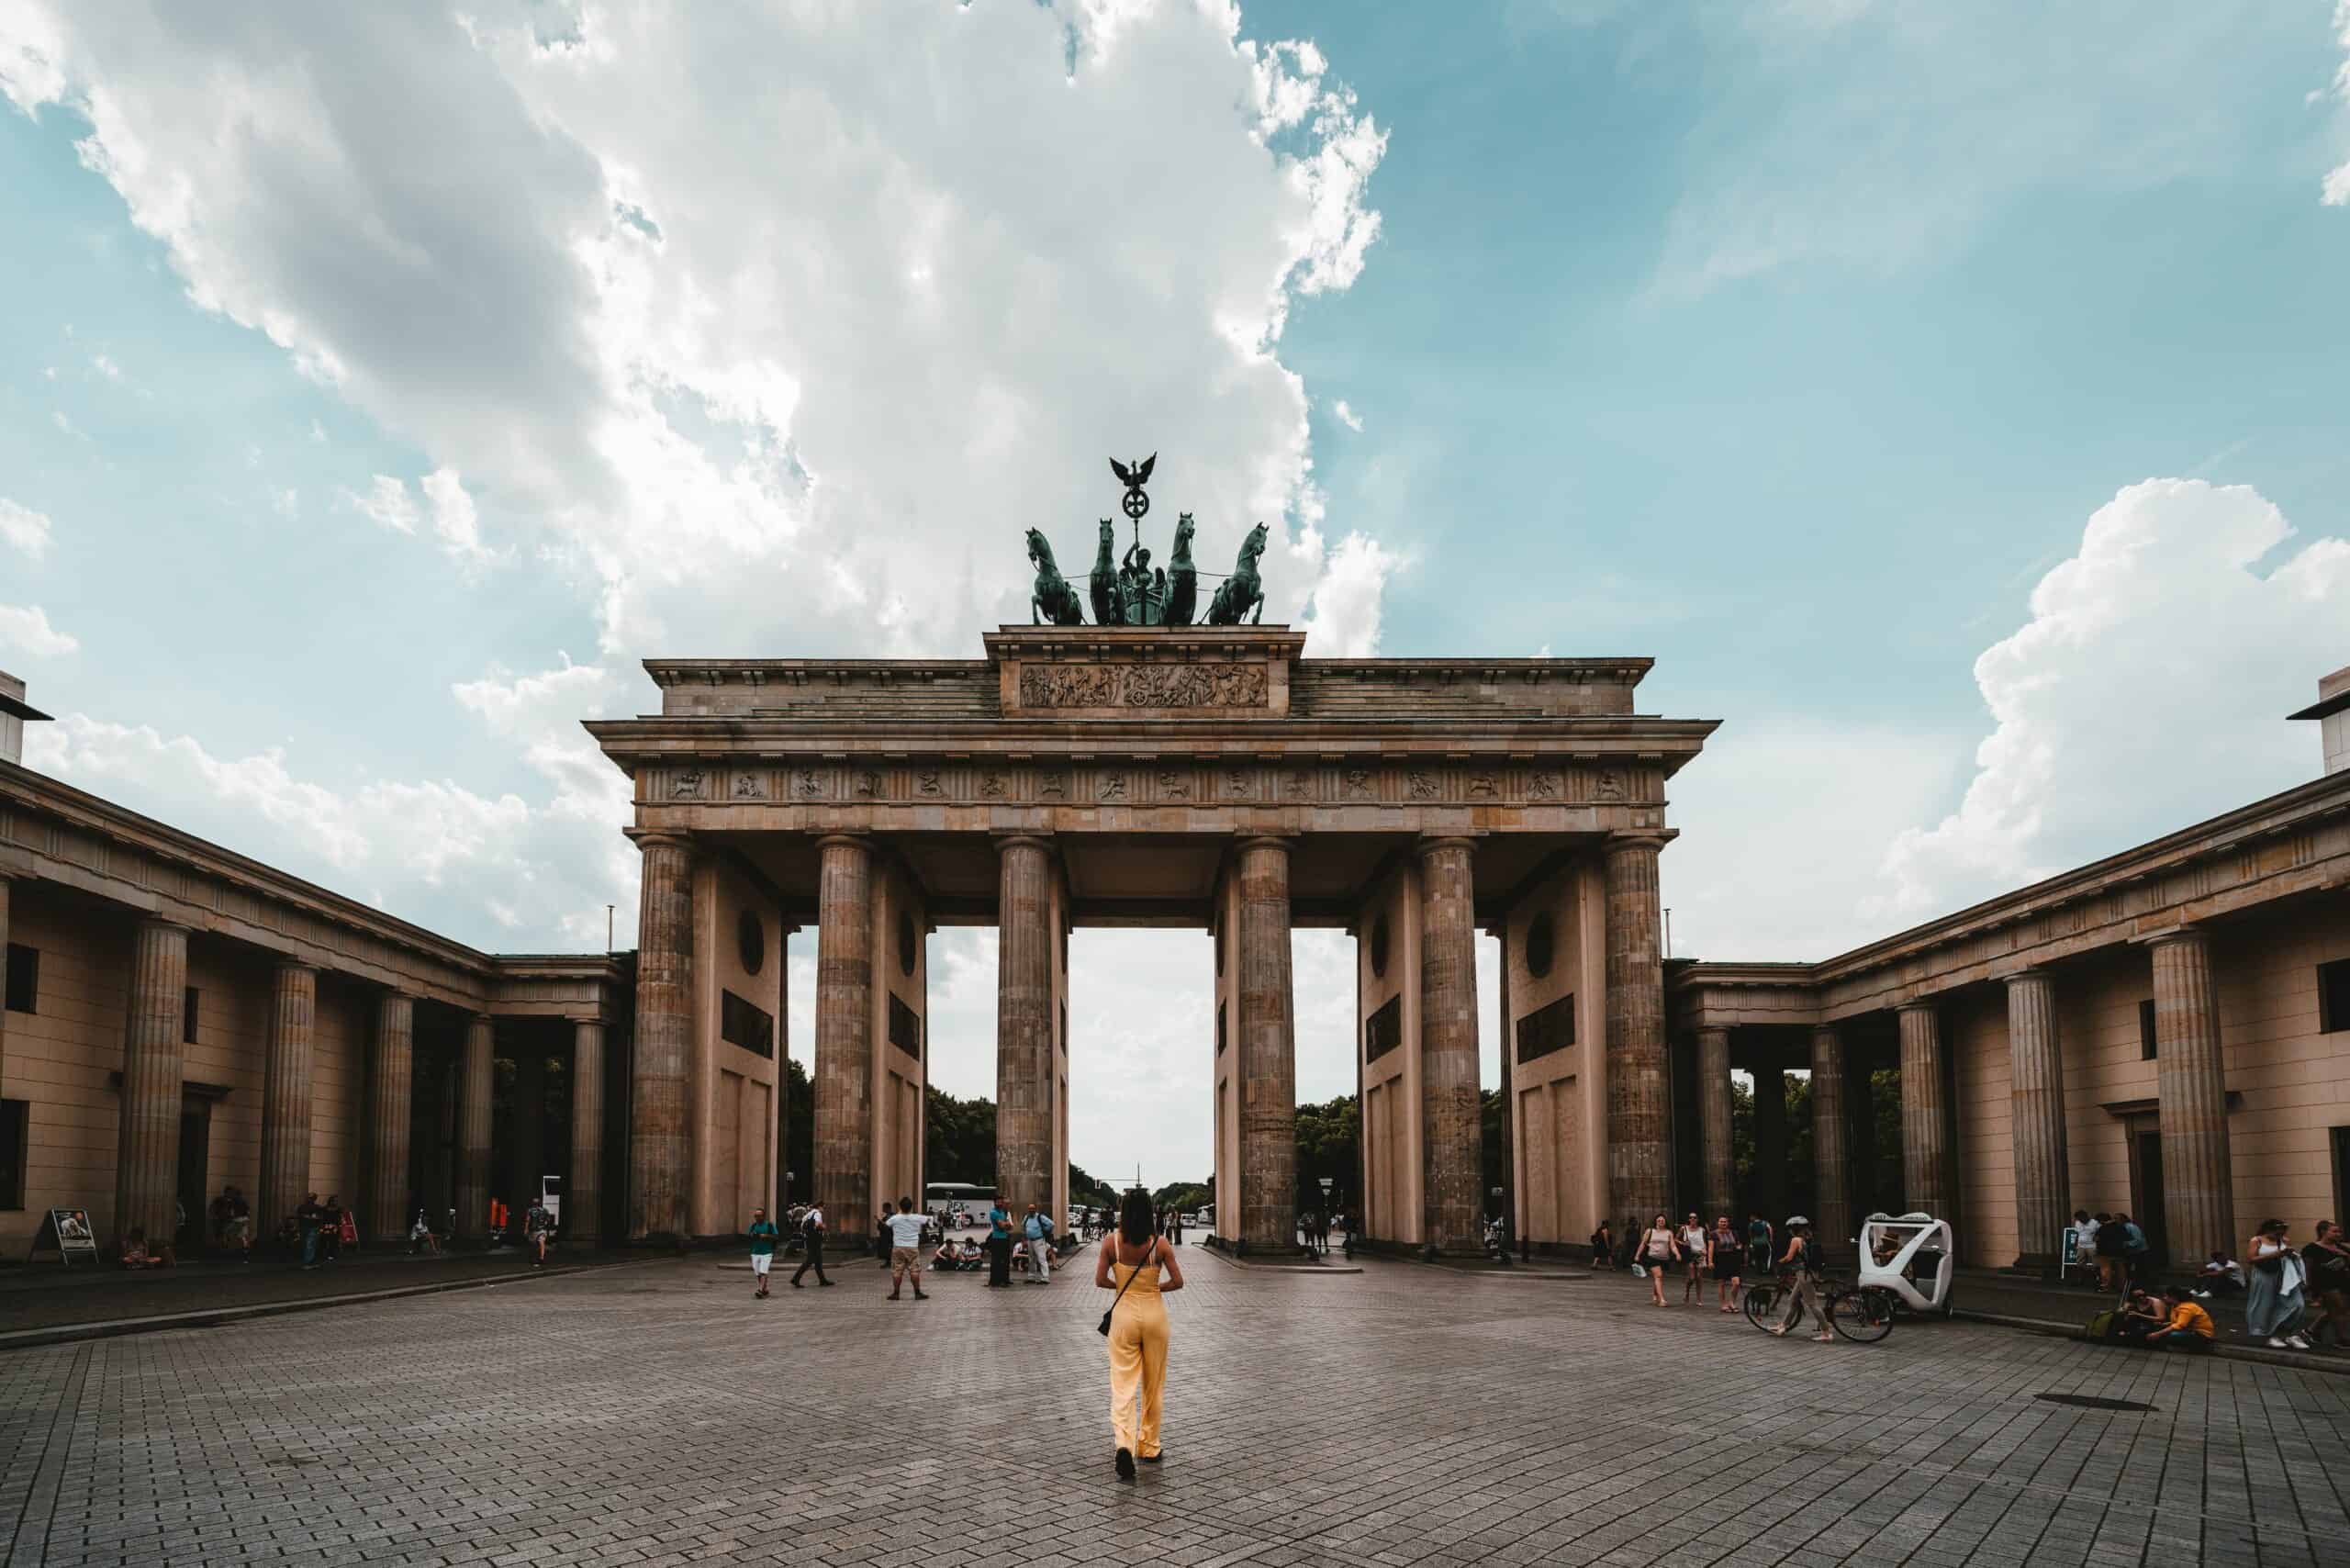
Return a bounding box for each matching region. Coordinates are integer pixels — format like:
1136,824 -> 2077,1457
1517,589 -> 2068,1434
585,470 -> 1715,1254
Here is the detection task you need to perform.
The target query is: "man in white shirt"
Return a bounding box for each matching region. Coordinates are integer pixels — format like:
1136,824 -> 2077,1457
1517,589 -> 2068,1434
1022,1203 -> 1055,1283
885,1197 -> 930,1301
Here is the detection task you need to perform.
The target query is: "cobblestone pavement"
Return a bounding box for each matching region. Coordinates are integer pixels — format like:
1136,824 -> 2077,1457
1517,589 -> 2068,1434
4,1248 -> 2346,1568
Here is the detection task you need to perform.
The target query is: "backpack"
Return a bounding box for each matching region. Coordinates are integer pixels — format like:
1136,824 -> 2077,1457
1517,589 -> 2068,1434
2085,1309 -> 2118,1342
2094,1224 -> 2124,1257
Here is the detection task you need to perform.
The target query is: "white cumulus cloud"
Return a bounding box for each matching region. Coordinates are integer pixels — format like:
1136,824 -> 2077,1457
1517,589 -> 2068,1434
0,603 -> 78,658
0,498 -> 53,558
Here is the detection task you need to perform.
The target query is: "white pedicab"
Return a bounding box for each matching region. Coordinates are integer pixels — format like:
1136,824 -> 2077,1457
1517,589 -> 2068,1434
1855,1212 -> 1955,1316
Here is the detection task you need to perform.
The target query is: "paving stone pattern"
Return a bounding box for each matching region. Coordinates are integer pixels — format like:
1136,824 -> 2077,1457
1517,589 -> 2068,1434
3,1248 -> 2346,1567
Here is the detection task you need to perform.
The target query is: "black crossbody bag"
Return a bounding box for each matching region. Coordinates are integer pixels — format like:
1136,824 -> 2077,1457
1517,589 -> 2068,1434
1098,1237 -> 1150,1336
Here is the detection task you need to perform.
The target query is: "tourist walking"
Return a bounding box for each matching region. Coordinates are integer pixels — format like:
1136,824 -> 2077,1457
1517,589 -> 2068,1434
1098,1187 -> 1184,1481
791,1202 -> 834,1288
524,1195 -> 555,1267
1589,1220 -> 1615,1269
746,1206 -> 779,1298
317,1194 -> 344,1264
1637,1213 -> 1679,1306
886,1197 -> 931,1301
986,1198 -> 1014,1287
1745,1211 -> 1774,1276
2302,1220 -> 2349,1349
1707,1215 -> 1743,1311
1677,1213 -> 1708,1304
1769,1216 -> 1833,1344
1023,1202 -> 1056,1283
2244,1218 -> 2310,1349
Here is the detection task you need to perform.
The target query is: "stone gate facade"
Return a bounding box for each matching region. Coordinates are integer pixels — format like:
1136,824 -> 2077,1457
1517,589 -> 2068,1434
587,627 -> 1716,1252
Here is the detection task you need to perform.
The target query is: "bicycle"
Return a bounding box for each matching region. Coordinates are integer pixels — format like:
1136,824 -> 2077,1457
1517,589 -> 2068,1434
1741,1272 -> 1897,1343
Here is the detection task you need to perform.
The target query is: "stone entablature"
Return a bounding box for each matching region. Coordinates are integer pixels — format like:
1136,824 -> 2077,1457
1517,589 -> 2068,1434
1674,767 -> 2350,1028
594,627 -> 1711,840
0,762 -> 617,1018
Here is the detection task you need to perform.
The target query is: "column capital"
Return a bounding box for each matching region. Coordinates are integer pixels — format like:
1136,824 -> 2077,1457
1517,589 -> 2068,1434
1694,1023 -> 1730,1044
627,828 -> 694,850
1603,831 -> 1671,855
990,832 -> 1053,855
2137,922 -> 2210,950
274,958 -> 319,976
1895,998 -> 1940,1016
1237,833 -> 1294,855
814,831 -> 872,852
135,913 -> 192,935
1414,834 -> 1478,859
2003,965 -> 2056,985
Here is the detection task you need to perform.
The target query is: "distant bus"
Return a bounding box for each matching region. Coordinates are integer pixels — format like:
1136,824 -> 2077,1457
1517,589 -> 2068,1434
924,1182 -> 995,1223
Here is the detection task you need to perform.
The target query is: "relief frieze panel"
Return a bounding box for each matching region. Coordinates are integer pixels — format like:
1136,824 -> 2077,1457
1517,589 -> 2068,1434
1016,661 -> 1270,711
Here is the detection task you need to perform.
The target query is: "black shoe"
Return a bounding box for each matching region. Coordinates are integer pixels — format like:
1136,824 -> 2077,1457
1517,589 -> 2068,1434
1137,1453 -> 1162,1465
889,1291 -> 901,1300
1114,1448 -> 1136,1481
914,1291 -> 929,1300
819,1279 -> 834,1287
791,1279 -> 803,1288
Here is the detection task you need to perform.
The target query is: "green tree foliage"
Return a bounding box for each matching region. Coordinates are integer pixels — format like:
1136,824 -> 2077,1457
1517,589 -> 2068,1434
1069,1164 -> 1120,1211
1151,1182 -> 1211,1214
924,1085 -> 996,1184
783,1057 -> 812,1204
1294,1092 -> 1360,1211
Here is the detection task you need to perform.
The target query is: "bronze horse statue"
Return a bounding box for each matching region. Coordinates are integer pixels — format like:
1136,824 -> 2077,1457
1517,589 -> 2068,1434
1205,521 -> 1268,625
1088,518 -> 1120,625
1027,528 -> 1085,625
1164,512 -> 1198,627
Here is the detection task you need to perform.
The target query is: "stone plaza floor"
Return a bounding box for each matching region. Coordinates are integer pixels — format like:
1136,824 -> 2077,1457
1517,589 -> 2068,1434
3,1245 -> 2346,1568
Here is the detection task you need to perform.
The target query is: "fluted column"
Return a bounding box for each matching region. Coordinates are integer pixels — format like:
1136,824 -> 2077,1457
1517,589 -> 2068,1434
0,877 -> 11,1093
1696,1026 -> 1734,1224
569,1019 -> 605,1245
365,991 -> 415,1242
258,963 -> 316,1241
115,918 -> 188,1249
629,831 -> 695,1241
1897,1002 -> 1948,1216
1810,1025 -> 1851,1255
815,834 -> 878,1230
1416,838 -> 1483,1254
1604,835 -> 1670,1225
994,835 -> 1054,1216
2151,929 -> 2233,1268
2006,969 -> 2070,1271
455,1014 -> 494,1240
1237,838 -> 1300,1251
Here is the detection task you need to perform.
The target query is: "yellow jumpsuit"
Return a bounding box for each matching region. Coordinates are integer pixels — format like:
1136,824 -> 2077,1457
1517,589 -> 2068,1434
1106,1243 -> 1169,1459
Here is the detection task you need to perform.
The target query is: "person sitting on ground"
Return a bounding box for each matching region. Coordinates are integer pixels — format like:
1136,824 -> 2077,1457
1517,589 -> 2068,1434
119,1226 -> 166,1270
2117,1287 -> 2167,1346
2195,1249 -> 2246,1296
2143,1285 -> 2216,1352
409,1210 -> 441,1256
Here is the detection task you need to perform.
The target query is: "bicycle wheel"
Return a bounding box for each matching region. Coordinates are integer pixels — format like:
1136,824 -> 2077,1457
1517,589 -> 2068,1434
1830,1285 -> 1897,1343
1742,1283 -> 1787,1332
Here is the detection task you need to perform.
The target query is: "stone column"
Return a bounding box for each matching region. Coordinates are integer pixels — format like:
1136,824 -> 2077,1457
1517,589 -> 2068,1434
1416,837 -> 1483,1254
1237,837 -> 1300,1252
629,831 -> 695,1241
569,1019 -> 605,1245
365,991 -> 415,1242
2006,969 -> 2070,1272
2150,928 -> 2234,1268
257,962 -> 316,1241
1897,1002 -> 1948,1216
814,834 -> 878,1233
1604,835 -> 1670,1226
1752,1067 -> 1786,1221
0,877 -> 10,1092
994,835 -> 1053,1217
1695,1026 -> 1734,1224
454,1014 -> 494,1241
115,918 -> 188,1249
1810,1025 -> 1851,1255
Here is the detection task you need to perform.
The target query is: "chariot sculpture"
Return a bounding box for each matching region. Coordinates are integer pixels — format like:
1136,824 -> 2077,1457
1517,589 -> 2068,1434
1027,454 -> 1264,627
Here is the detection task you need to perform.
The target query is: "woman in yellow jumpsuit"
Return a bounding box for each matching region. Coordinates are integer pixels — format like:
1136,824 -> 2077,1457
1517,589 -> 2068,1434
1096,1186 -> 1185,1479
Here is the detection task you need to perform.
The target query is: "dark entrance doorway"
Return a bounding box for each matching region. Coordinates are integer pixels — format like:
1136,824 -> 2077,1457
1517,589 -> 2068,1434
2130,1130 -> 2168,1270
175,1102 -> 210,1250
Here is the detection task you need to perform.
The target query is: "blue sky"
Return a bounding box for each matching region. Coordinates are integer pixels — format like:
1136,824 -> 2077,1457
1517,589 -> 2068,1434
6,1 -> 2348,1184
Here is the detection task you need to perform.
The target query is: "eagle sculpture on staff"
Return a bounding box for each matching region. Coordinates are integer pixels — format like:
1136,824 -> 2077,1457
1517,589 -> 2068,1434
1109,454 -> 1157,498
